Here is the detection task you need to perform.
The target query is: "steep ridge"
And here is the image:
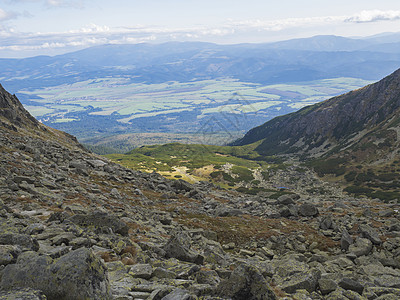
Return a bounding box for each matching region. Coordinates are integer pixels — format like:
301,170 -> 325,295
233,68 -> 400,158
1,85 -> 400,299
0,83 -> 81,149
233,68 -> 400,200
0,83 -> 41,130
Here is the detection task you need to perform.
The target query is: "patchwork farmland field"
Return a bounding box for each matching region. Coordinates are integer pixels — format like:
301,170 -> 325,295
19,77 -> 371,146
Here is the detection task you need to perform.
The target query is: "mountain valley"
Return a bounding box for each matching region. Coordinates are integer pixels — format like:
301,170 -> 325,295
1,61 -> 400,299
2,35 -> 400,148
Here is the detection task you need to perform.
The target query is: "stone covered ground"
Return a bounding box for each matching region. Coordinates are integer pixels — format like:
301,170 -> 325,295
0,121 -> 400,299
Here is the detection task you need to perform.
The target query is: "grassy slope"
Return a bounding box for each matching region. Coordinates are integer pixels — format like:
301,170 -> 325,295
105,142 -> 287,191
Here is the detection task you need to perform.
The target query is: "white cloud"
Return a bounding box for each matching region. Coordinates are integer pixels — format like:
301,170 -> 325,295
45,0 -> 85,8
6,0 -> 85,9
229,15 -> 345,32
345,10 -> 400,23
68,23 -> 110,33
2,9 -> 400,56
0,8 -> 19,22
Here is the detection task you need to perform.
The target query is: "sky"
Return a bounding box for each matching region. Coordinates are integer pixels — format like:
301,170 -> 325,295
1,0 -> 400,57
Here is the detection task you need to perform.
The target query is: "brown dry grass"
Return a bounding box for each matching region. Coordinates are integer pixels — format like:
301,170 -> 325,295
177,213 -> 339,251
269,282 -> 287,298
100,251 -> 119,263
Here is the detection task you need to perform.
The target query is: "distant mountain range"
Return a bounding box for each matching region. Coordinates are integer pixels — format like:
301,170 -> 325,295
2,34 -> 400,93
1,33 -> 400,151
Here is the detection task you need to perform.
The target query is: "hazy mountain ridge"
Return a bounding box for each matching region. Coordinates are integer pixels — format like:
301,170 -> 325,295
2,35 -> 400,94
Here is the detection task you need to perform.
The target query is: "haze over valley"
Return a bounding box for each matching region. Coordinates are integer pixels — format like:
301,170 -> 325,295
3,35 -> 400,151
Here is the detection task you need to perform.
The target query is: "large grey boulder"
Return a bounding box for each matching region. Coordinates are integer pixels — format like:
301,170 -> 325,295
272,257 -> 320,294
0,288 -> 47,300
340,229 -> 353,251
318,278 -> 338,295
87,159 -> 107,168
0,248 -> 111,300
280,270 -> 320,293
161,288 -> 195,300
215,207 -> 243,217
277,194 -> 296,205
195,269 -> 220,286
171,179 -> 192,193
216,263 -> 277,300
338,277 -> 364,294
164,232 -> 204,264
0,233 -> 39,252
320,215 -> 335,230
129,263 -> 153,280
68,210 -> 129,236
349,237 -> 373,257
298,203 -> 319,217
359,224 -> 382,245
0,245 -> 20,265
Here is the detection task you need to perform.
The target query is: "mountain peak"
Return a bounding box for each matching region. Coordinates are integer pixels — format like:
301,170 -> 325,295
0,83 -> 83,149
0,83 -> 40,130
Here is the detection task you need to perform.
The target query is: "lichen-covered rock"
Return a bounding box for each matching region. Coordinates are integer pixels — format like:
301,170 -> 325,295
106,261 -> 138,299
338,277 -> 364,294
171,179 -> 192,193
152,267 -> 176,279
364,287 -> 400,298
161,288 -> 196,300
277,194 -> 297,205
0,248 -> 111,300
216,263 -> 277,300
359,224 -> 382,245
349,237 -> 373,257
195,269 -> 220,286
340,229 -> 353,251
0,288 -> 47,300
280,270 -> 320,293
0,234 -> 39,252
0,245 -> 20,266
129,263 -> 153,280
164,232 -> 204,264
318,278 -> 338,295
298,203 -> 319,217
273,258 -> 310,278
374,275 -> 400,288
324,288 -> 348,300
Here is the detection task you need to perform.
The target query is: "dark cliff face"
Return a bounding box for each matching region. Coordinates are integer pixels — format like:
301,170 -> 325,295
0,84 -> 40,129
232,68 -> 400,158
0,83 -> 83,148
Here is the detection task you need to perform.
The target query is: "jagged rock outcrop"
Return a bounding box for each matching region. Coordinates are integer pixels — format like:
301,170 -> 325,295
216,263 -> 277,300
0,84 -> 39,129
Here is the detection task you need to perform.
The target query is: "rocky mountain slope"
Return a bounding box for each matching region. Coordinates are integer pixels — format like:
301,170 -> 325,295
232,68 -> 400,156
1,84 -> 400,299
232,68 -> 400,200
